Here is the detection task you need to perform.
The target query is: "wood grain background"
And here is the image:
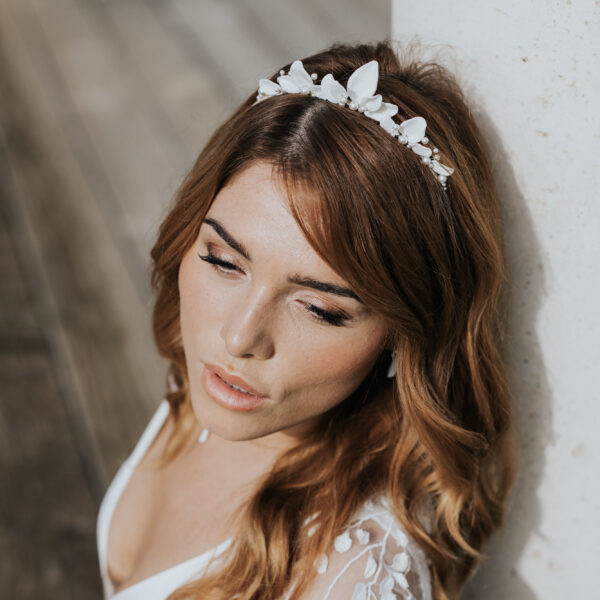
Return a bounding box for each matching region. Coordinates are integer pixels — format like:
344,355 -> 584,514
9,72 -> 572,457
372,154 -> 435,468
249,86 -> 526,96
0,0 -> 389,596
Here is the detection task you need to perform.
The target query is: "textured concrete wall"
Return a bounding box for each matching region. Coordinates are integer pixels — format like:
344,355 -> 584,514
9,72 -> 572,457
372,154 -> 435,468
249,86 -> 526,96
391,2 -> 599,598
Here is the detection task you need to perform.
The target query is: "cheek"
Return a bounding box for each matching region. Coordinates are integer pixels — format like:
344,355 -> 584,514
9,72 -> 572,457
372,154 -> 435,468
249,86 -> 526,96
178,252 -> 214,348
310,341 -> 372,374
285,331 -> 383,406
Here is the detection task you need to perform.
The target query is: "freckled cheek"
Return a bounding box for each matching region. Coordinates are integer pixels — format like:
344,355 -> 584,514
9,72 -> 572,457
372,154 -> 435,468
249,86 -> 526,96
286,337 -> 379,401
178,260 -> 225,349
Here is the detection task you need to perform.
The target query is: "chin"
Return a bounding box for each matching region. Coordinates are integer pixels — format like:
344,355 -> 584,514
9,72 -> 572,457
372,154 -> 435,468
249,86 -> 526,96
188,388 -> 265,441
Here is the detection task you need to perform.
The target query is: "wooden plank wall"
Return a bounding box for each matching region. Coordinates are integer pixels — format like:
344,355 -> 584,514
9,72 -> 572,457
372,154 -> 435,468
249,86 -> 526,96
0,0 -> 389,596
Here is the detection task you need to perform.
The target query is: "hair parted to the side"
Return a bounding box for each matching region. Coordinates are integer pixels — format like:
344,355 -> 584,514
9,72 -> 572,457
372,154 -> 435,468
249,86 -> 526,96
149,39 -> 517,600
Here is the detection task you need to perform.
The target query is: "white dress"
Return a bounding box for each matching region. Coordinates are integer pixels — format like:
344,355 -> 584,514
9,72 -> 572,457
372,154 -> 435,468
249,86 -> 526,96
96,399 -> 432,600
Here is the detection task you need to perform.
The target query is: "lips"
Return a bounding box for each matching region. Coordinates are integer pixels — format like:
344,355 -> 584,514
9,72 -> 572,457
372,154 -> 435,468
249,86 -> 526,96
204,363 -> 266,398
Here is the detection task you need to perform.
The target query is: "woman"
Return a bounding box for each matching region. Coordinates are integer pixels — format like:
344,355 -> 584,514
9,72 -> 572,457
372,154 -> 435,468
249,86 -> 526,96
96,39 -> 516,600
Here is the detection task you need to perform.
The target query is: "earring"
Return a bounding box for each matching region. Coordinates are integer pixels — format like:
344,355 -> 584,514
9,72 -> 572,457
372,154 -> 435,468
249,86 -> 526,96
386,349 -> 397,378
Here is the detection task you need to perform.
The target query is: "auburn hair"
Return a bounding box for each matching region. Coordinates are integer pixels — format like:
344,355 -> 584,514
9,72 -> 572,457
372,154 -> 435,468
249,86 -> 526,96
149,39 -> 517,600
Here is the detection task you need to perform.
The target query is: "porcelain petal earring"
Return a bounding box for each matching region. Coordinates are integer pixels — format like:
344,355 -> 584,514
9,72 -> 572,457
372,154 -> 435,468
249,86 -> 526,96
386,349 -> 397,378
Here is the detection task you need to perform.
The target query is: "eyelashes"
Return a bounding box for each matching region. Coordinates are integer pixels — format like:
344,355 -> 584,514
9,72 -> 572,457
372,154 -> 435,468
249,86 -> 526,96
303,303 -> 347,327
198,249 -> 237,272
197,249 -> 349,327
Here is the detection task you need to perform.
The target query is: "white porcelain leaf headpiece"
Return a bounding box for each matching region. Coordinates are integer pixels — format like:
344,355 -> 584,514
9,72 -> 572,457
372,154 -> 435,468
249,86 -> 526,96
254,59 -> 454,190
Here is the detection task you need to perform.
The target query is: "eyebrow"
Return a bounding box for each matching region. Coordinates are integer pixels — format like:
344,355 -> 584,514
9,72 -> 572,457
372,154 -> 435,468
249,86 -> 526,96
202,217 -> 363,303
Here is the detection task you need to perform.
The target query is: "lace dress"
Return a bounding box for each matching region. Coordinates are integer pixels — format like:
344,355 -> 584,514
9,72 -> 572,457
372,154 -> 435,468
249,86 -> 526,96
96,400 -> 432,599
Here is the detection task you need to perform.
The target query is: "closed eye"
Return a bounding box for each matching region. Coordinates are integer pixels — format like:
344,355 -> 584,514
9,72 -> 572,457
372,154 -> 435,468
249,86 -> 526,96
197,250 -> 349,327
198,249 -> 238,273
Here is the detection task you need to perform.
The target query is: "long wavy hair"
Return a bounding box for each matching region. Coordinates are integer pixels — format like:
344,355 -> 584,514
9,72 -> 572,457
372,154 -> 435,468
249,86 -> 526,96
149,39 -> 516,600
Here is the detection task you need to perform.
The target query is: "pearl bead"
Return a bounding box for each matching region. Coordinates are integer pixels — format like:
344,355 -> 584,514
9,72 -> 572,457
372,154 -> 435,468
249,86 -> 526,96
280,69 -> 285,75
433,148 -> 439,154
421,136 -> 429,144
422,157 -> 431,165
349,102 -> 357,110
311,73 -> 318,80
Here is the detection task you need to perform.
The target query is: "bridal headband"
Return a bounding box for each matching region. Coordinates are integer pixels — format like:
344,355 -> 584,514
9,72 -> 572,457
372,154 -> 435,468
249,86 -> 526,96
253,59 -> 454,191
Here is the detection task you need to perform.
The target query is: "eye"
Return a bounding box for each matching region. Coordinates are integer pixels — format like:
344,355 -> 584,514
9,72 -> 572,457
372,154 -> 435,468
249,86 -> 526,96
305,304 -> 348,327
198,249 -> 240,274
198,248 -> 349,327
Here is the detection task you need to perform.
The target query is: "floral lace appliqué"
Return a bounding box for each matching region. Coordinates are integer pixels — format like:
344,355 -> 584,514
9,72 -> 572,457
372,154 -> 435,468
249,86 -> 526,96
311,502 -> 425,600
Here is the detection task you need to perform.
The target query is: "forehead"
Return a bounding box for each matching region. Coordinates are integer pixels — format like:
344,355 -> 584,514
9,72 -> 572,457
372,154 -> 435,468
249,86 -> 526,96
211,162 -> 293,224
205,162 -> 339,277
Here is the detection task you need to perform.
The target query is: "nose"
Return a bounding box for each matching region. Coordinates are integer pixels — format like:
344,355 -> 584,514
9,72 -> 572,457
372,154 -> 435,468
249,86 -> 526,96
220,283 -> 275,360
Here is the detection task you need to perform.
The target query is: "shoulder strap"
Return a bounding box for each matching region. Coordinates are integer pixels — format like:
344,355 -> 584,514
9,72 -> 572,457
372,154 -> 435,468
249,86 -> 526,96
126,398 -> 170,468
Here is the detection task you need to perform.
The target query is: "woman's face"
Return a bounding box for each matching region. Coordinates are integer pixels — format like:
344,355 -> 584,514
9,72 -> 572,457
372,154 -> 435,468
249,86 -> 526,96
178,161 -> 390,446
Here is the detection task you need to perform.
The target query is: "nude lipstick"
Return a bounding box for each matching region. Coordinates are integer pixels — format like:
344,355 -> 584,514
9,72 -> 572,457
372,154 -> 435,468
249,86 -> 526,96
201,363 -> 267,412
